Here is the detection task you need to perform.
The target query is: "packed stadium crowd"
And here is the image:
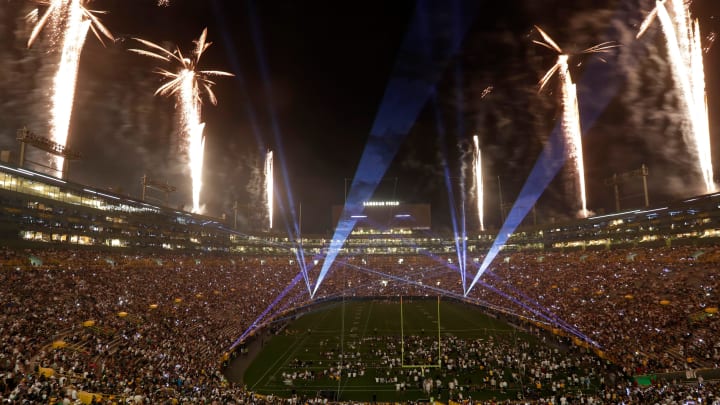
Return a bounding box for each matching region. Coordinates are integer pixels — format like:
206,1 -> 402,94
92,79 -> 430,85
0,248 -> 300,403
0,243 -> 718,403
324,246 -> 720,373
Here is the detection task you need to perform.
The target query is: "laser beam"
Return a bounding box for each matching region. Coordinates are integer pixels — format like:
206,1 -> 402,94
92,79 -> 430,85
229,269 -> 306,351
246,0 -> 312,293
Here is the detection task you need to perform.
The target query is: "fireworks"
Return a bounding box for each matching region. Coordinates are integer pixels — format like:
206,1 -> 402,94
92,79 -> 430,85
472,135 -> 484,232
26,0 -> 113,174
130,29 -> 233,213
535,26 -> 616,218
265,150 -> 274,230
27,0 -> 112,48
481,86 -> 493,99
637,0 -> 715,193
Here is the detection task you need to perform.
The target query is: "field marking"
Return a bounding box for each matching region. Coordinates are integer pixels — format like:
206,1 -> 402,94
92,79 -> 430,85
250,309 -> 335,390
249,334 -> 310,390
401,297 -> 442,369
359,300 -> 374,340
335,301 -> 375,400
247,299 -> 581,402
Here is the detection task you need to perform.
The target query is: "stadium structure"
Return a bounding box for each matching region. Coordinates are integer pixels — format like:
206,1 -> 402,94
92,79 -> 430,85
2,160 -> 720,403
3,161 -> 720,254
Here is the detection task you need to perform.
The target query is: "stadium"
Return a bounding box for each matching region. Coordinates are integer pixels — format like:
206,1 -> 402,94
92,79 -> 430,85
3,1 -> 720,404
2,155 -> 720,404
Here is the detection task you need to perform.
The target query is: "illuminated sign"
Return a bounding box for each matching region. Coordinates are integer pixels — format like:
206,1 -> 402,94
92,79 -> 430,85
363,201 -> 399,207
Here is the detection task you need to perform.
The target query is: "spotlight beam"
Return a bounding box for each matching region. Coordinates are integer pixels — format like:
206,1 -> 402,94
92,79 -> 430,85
466,2 -> 640,294
431,94 -> 467,292
213,2 -> 310,290
243,0 -> 312,294
312,0 -> 481,297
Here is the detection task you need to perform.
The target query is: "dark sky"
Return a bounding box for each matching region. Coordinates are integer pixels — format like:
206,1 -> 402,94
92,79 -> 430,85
1,0 -> 719,234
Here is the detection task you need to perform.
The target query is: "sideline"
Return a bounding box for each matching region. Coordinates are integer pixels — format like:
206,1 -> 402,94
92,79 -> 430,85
223,329 -> 269,385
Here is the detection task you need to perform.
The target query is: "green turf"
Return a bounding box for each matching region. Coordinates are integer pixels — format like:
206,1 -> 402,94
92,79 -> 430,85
243,298 -> 583,402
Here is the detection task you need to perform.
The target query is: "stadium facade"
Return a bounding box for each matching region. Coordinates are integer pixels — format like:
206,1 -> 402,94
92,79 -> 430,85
2,162 -> 720,255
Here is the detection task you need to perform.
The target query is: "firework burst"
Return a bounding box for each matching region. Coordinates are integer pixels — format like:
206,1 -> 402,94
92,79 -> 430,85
26,0 -> 113,174
130,29 -> 233,213
27,0 -> 113,48
637,0 -> 715,193
534,26 -> 617,218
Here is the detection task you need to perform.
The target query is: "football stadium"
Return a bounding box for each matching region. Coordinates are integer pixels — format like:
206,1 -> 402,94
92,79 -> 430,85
2,1 -> 720,404
2,159 -> 720,403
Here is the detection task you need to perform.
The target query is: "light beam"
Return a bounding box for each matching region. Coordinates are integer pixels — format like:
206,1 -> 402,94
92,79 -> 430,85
535,26 -> 616,218
466,24 -> 622,295
311,0 -> 481,297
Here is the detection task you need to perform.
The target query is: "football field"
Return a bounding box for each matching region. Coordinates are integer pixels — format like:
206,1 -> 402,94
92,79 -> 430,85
243,298 -> 545,402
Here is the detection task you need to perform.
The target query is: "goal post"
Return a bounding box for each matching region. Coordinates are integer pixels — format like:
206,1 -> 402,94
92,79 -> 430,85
400,295 -> 442,368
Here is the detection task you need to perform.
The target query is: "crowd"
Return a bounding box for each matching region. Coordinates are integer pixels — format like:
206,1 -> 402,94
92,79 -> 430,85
0,248 -> 301,403
316,246 -> 720,373
0,244 -> 718,403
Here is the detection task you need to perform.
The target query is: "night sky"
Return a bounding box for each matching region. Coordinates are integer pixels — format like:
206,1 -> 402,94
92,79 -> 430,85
1,0 -> 719,234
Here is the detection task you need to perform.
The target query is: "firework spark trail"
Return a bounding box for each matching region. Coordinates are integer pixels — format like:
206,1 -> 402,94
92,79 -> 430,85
176,68 -> 206,214
27,0 -> 112,175
558,56 -> 589,218
535,27 -> 616,218
538,50 -> 588,218
638,1 -> 715,193
50,1 -> 88,172
179,70 -> 206,214
130,29 -> 233,213
473,135 -> 484,231
265,150 -> 274,230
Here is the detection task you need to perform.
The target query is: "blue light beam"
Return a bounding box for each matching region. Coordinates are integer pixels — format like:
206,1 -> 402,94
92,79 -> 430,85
246,0 -> 311,293
212,0 -> 312,293
229,269 -> 306,351
432,93 -> 467,290
312,0 -> 480,297
466,8 -> 638,295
